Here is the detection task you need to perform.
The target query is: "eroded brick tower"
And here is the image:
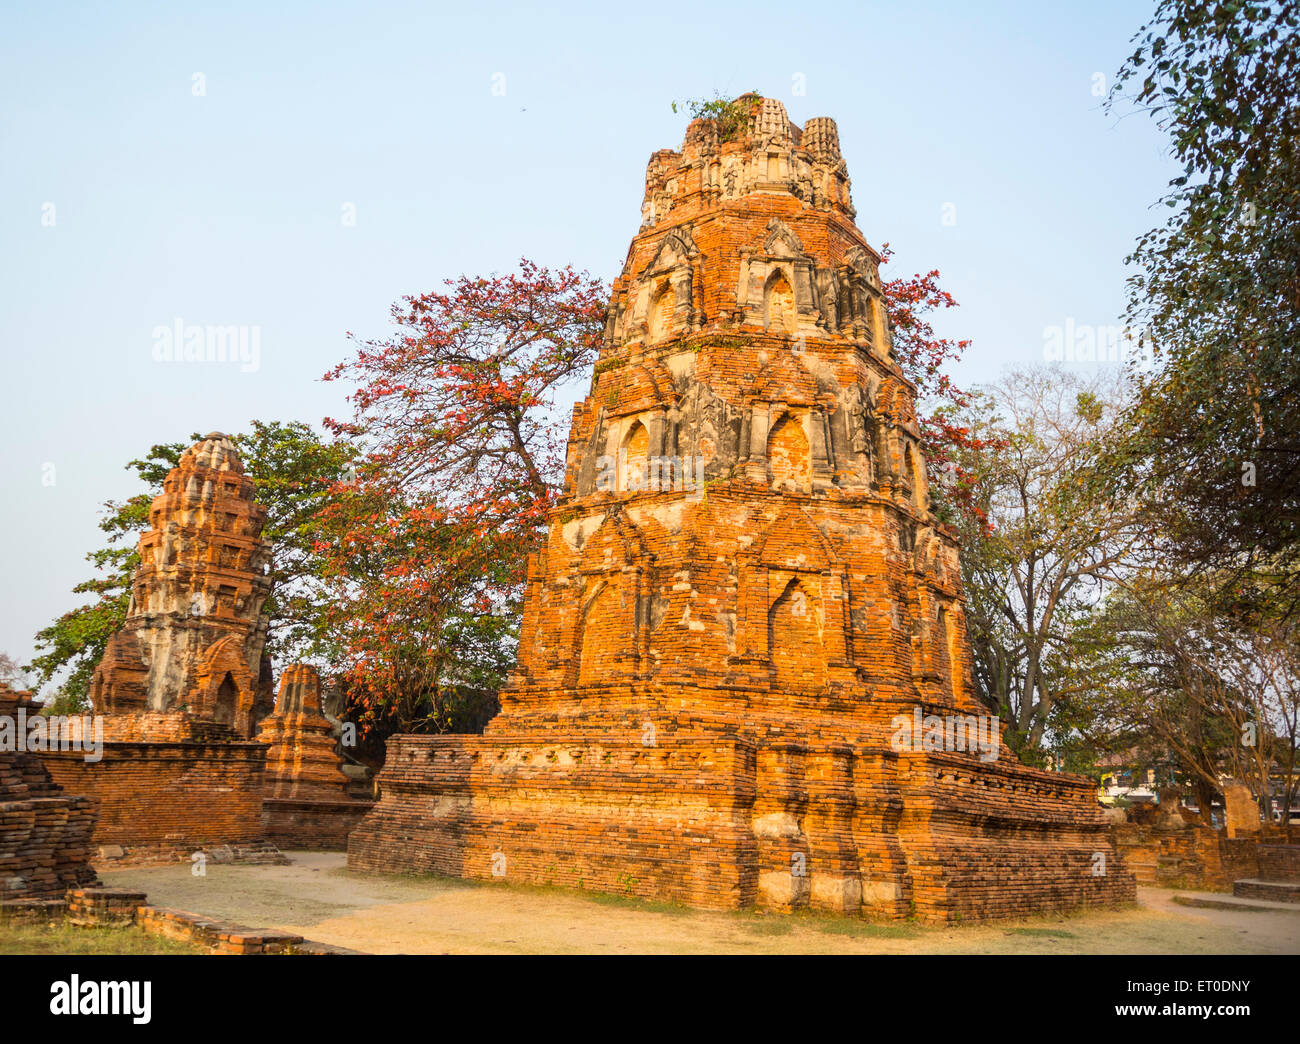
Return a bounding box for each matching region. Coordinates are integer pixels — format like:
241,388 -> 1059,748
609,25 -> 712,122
42,434 -> 286,865
350,99 -> 1135,921
90,433 -> 274,739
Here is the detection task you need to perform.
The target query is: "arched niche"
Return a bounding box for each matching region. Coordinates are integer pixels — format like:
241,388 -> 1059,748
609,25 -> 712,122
767,411 -> 811,491
763,269 -> 797,335
626,228 -> 699,344
768,574 -> 827,692
647,280 -> 675,342
191,634 -> 256,736
620,420 -> 650,493
733,507 -> 854,691
576,579 -> 617,686
562,508 -> 654,686
214,672 -> 238,727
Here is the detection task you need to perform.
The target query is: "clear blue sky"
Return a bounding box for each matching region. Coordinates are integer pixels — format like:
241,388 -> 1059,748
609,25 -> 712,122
0,0 -> 1176,677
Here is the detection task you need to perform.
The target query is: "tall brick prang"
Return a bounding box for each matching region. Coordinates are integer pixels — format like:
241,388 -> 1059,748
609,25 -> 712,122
91,432 -> 273,739
42,434 -> 286,866
349,97 -> 1136,922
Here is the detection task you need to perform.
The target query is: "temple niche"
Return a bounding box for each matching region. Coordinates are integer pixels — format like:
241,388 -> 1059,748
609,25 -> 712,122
350,97 -> 1135,923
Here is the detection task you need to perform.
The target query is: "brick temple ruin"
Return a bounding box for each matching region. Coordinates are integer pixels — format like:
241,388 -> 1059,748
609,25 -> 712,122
349,98 -> 1137,921
0,684 -> 99,901
257,664 -> 374,849
43,434 -> 285,864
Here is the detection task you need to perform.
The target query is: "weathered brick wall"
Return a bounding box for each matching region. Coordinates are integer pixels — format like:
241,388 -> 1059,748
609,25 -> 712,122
350,734 -> 760,909
1218,837 -> 1261,884
42,741 -> 268,858
262,797 -> 374,850
1110,823 -> 1234,891
351,732 -> 1132,923
1257,844 -> 1300,882
1107,826 -> 1300,893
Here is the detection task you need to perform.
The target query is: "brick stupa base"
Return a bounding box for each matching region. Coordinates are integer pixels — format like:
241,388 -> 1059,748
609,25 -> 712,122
350,688 -> 1133,922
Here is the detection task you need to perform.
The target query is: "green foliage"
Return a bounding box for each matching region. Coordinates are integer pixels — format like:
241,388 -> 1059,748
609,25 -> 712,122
1108,1 -> 1300,615
671,91 -> 761,142
0,922 -> 203,956
1065,573 -> 1299,814
231,421 -> 358,664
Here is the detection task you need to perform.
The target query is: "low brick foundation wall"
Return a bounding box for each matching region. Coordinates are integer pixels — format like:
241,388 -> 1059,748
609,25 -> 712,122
1110,823 -> 1233,890
2,887 -> 361,954
1232,878 -> 1300,904
262,797 -> 375,851
349,733 -> 759,911
1108,826 -> 1300,895
42,742 -> 277,863
1,687 -> 100,900
350,733 -> 1136,924
0,794 -> 100,899
1257,844 -> 1300,882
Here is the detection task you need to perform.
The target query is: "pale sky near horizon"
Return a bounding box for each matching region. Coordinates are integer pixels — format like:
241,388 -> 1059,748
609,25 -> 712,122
0,0 -> 1178,680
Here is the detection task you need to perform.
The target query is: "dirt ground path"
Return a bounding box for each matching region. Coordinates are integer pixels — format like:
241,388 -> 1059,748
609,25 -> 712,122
100,852 -> 1300,955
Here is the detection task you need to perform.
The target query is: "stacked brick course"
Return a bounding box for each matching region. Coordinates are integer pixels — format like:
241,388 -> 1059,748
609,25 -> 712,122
0,685 -> 99,899
43,741 -> 273,862
43,888 -> 361,953
349,98 -> 1136,922
1232,844 -> 1300,904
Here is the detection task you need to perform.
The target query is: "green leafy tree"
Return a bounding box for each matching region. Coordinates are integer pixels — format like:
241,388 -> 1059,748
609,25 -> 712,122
1108,0 -> 1300,616
1069,575 -> 1299,818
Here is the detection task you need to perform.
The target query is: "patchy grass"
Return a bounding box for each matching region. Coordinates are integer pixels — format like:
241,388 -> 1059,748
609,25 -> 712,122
1008,927 -> 1077,939
0,921 -> 204,955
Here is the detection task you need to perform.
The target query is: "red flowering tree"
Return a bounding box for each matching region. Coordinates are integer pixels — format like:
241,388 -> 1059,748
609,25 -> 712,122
318,260 -> 608,733
880,245 -> 992,526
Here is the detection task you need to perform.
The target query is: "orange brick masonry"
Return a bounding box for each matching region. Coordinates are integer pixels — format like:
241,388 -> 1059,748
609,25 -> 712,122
348,98 -> 1136,922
